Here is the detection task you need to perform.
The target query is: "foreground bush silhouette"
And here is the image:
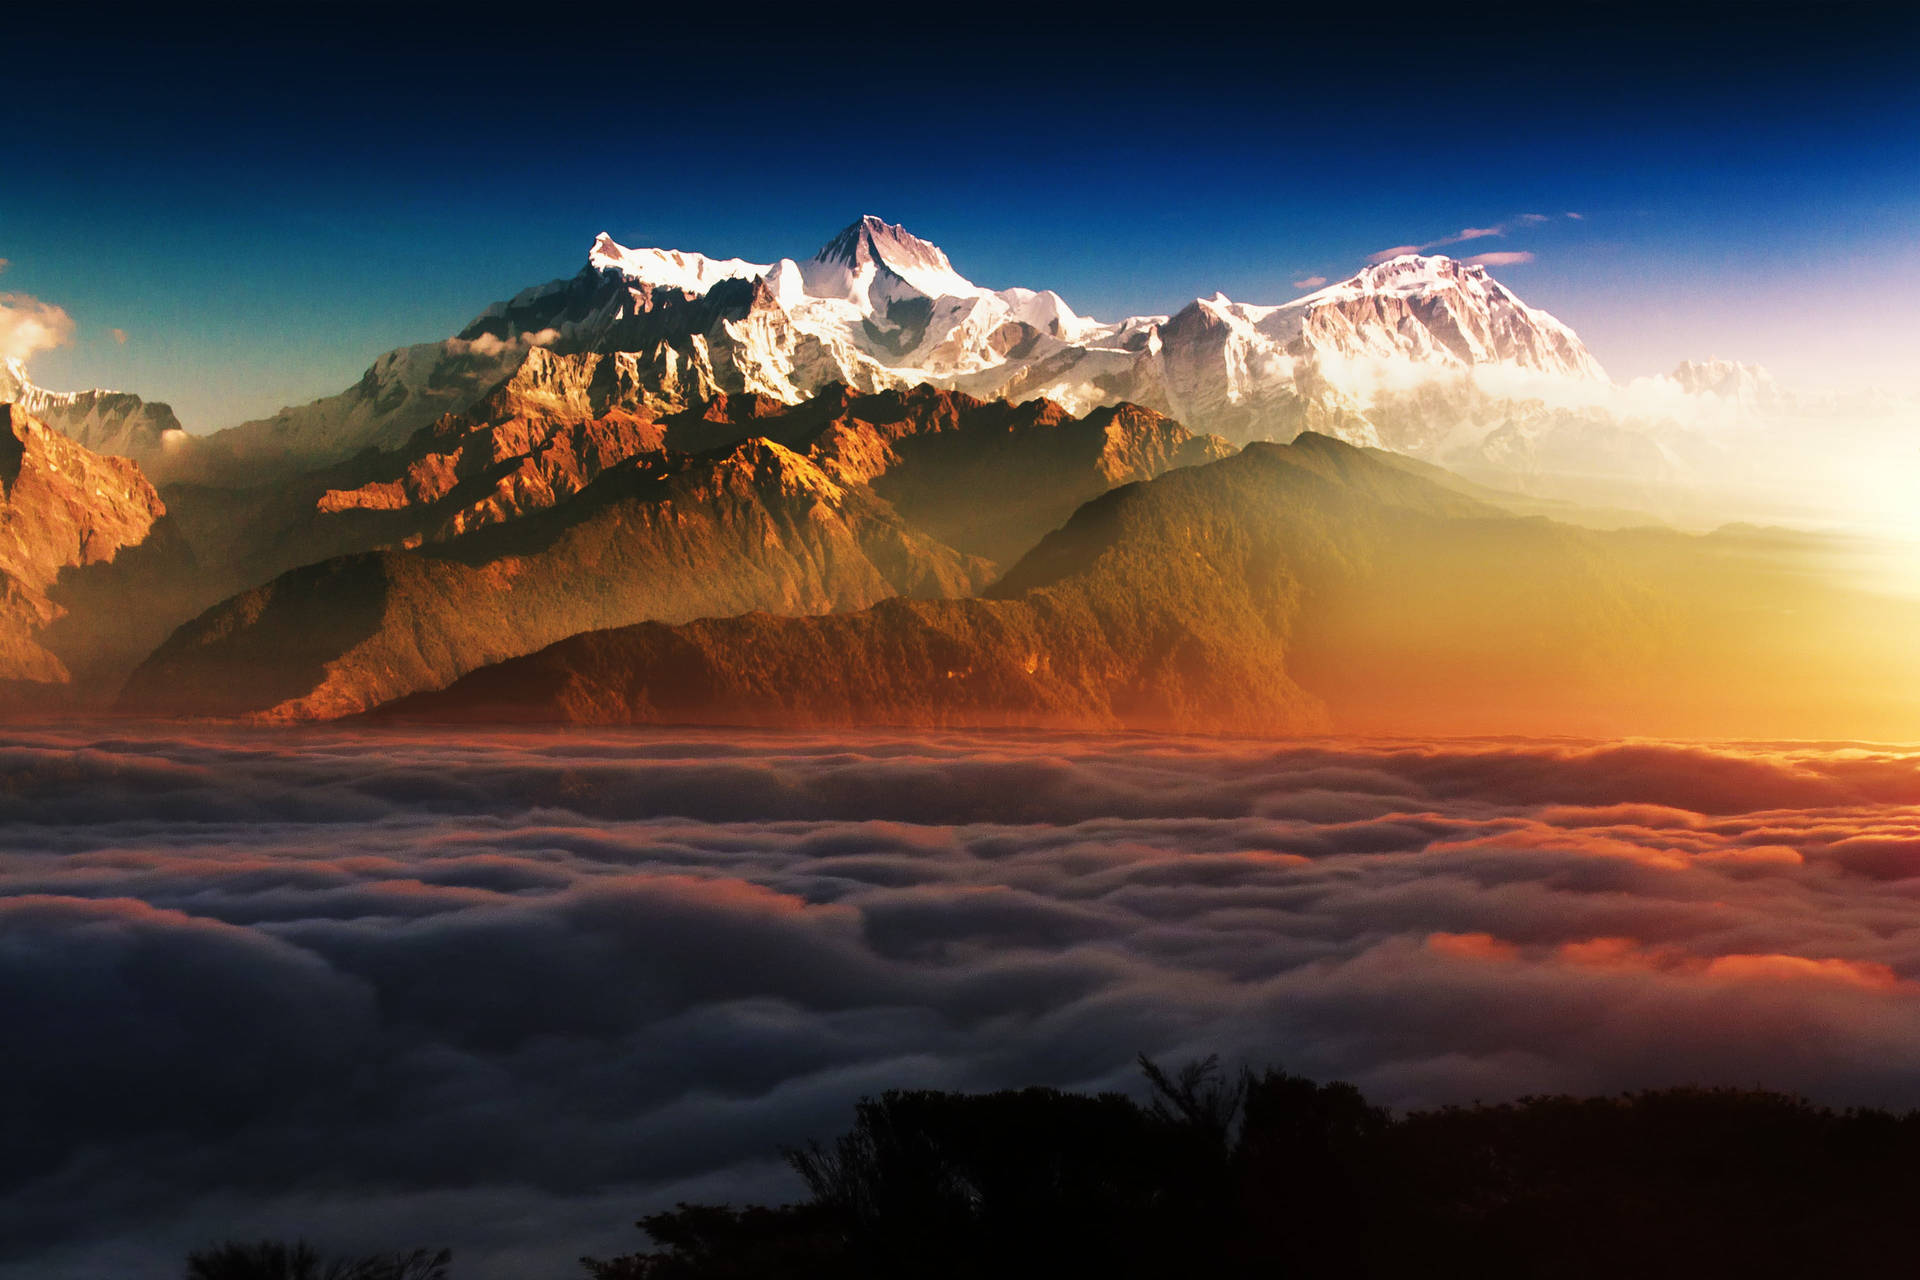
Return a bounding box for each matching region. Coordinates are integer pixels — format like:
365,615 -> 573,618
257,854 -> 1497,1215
185,1240 -> 450,1280
584,1057 -> 1920,1279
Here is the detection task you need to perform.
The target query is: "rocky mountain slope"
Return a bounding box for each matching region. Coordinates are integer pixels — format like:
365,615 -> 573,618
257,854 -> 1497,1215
118,438 -> 981,721
356,434 -> 1574,732
663,384 -> 1232,564
159,375 -> 1227,615
172,349 -> 674,600
115,389 -> 1224,720
0,406 -> 189,698
369,434 -> 1920,741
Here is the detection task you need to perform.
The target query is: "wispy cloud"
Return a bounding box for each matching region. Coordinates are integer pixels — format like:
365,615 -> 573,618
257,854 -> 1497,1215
1427,226 -> 1505,246
110,328 -> 128,346
0,292 -> 75,365
1366,212 -> 1581,268
1465,250 -> 1536,267
1292,275 -> 1328,290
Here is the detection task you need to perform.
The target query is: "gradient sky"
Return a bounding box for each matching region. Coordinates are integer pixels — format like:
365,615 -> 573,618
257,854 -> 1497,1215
6,2 -> 1917,430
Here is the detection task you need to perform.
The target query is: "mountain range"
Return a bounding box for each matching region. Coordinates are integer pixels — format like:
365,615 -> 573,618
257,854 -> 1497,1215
18,217 -> 1761,499
3,214 -> 1909,737
205,218 -> 1622,480
0,358 -> 188,473
115,386 -> 1226,719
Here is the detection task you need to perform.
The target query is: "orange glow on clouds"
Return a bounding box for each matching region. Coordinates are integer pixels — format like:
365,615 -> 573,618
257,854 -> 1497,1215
1430,931 -> 1904,992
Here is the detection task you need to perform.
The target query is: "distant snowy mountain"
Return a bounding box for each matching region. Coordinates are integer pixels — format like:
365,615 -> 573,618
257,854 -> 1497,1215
192,335 -> 535,475
448,220 -> 1610,453
1663,358 -> 1783,410
1288,255 -> 1605,376
1072,253 -> 1610,453
0,405 -> 180,693
163,217 -> 1756,506
0,358 -> 188,473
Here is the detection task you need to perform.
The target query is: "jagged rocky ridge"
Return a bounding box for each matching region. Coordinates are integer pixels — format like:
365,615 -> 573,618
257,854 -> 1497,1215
115,387 -> 1228,720
153,218 -> 1701,503
0,406 -> 193,698
0,358 -> 189,477
25,216 -> 1848,533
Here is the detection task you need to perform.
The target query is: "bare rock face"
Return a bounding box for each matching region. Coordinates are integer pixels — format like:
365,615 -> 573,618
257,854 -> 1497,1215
313,409 -> 663,536
196,371 -> 1221,593
310,344 -> 673,544
636,382 -> 1230,565
0,405 -> 172,693
169,347 -> 678,602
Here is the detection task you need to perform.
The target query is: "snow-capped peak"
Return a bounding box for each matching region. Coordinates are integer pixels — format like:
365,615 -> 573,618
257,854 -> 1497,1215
1668,358 -> 1778,400
0,356 -> 186,467
801,215 -> 979,304
1293,253 -> 1496,304
1277,253 -> 1606,380
587,232 -> 769,294
998,286 -> 1088,338
1,356 -> 121,407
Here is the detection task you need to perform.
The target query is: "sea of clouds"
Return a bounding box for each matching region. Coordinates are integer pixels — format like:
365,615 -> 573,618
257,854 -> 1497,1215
8,725 -> 1920,1276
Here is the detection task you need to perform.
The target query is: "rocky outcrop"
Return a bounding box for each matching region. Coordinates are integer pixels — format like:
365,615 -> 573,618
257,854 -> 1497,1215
308,343 -> 674,544
0,405 -> 182,696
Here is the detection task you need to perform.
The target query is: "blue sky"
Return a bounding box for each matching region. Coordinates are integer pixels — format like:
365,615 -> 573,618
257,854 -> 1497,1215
5,2 -> 1916,429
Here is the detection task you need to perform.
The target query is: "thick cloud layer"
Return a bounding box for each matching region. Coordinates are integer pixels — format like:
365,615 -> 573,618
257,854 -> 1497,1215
7,726 -> 1920,1276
